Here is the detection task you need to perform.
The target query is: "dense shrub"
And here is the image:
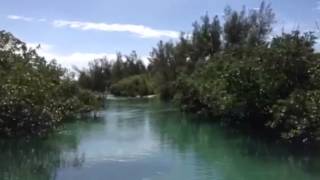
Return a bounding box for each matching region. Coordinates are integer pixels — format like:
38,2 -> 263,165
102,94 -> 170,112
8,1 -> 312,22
175,31 -> 320,144
0,102 -> 54,136
77,51 -> 147,93
269,90 -> 320,143
0,31 -> 102,137
141,1 -> 320,144
110,74 -> 154,97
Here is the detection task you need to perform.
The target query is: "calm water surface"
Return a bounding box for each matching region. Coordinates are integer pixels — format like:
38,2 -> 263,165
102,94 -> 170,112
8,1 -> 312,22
1,99 -> 320,180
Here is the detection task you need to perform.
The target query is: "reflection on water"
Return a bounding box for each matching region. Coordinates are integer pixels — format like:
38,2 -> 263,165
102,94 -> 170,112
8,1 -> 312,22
0,99 -> 320,180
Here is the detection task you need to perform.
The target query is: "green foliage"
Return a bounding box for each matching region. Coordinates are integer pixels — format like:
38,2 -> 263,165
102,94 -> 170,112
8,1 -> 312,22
77,51 -> 147,93
110,74 -> 154,97
77,58 -> 112,93
149,2 -> 275,99
269,90 -> 320,143
2,0 -> 318,145
0,31 -> 102,137
148,14 -> 222,99
175,31 -> 320,144
149,40 -> 179,99
223,1 -> 275,48
148,1 -> 320,144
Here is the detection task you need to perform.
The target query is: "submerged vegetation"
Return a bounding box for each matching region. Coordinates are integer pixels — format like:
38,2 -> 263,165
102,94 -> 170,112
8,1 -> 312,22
0,31 -> 102,137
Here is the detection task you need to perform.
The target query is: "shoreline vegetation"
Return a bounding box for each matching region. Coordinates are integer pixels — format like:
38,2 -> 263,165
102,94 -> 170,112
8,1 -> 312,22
1,1 -> 320,145
0,31 -> 104,137
76,1 -> 320,145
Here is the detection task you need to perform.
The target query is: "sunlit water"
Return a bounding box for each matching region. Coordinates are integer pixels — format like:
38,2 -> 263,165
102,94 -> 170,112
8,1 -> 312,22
1,99 -> 320,180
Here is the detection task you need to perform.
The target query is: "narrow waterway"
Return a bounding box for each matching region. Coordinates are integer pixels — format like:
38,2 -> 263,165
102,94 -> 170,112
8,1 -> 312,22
1,98 -> 320,180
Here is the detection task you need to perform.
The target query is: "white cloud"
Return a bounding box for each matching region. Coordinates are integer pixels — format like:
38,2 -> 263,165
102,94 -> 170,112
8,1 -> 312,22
27,42 -> 115,69
250,7 -> 260,11
53,20 -> 179,39
27,42 -> 53,50
7,15 -> 47,22
38,18 -> 47,22
7,14 -> 179,38
27,42 -> 150,70
7,15 -> 33,22
55,52 -> 117,70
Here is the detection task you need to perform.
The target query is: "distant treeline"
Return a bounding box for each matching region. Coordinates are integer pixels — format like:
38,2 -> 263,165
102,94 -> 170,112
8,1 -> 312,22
75,51 -> 154,97
78,1 -> 320,144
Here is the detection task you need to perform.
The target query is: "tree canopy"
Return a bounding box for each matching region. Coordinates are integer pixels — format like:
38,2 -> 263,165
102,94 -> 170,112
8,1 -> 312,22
0,31 -> 102,137
147,1 -> 320,144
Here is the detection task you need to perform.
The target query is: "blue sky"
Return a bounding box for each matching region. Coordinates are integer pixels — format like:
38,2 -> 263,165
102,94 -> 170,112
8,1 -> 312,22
1,0 -> 320,68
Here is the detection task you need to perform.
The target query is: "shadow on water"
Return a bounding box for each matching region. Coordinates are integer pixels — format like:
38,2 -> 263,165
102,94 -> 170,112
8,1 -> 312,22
0,99 -> 320,180
0,115 -> 105,180
150,109 -> 320,180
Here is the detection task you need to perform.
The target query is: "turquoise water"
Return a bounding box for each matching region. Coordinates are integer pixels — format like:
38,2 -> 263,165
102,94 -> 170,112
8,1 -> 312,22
0,99 -> 320,180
